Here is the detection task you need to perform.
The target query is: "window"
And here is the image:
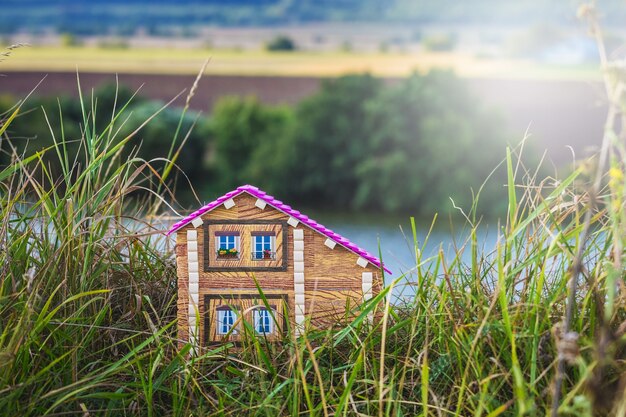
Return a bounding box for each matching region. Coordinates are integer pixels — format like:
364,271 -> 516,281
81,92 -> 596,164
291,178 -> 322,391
218,235 -> 236,249
253,308 -> 274,334
252,234 -> 274,259
216,308 -> 237,335
216,233 -> 239,258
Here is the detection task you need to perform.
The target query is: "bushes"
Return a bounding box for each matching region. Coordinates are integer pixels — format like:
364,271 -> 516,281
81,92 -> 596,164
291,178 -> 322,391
1,70 -> 517,216
208,71 -> 515,217
265,35 -> 297,51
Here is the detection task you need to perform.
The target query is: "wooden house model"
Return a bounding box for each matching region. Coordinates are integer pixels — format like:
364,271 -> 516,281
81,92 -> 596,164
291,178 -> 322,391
168,185 -> 390,346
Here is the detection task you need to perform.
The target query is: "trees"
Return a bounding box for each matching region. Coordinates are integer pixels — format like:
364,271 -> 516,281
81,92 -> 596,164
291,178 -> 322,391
209,96 -> 293,195
267,71 -> 510,216
276,74 -> 383,207
205,71 -> 512,216
355,70 -> 508,214
1,72 -> 514,216
115,101 -> 210,185
265,35 -> 297,51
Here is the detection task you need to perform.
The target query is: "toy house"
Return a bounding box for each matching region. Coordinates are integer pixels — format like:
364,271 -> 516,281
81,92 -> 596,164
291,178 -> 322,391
168,185 -> 390,346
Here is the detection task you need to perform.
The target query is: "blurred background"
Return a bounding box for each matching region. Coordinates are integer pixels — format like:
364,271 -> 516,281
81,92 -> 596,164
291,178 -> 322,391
0,0 -> 620,274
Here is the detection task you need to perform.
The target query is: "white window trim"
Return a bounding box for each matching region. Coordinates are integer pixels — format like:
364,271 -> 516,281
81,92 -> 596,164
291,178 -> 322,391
252,234 -> 275,259
253,308 -> 275,335
216,308 -> 238,335
216,235 -> 240,251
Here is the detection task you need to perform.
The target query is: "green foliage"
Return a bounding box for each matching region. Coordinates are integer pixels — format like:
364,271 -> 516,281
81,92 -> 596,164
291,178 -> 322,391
265,34 -> 297,51
0,83 -> 211,200
1,72 -> 521,216
208,95 -> 293,194
355,70 -> 507,214
0,85 -> 181,416
116,101 -> 211,184
236,71 -> 512,216
277,74 -> 383,208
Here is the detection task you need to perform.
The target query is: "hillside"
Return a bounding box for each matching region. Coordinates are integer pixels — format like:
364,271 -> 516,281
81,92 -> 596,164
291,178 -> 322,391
1,0 -> 625,35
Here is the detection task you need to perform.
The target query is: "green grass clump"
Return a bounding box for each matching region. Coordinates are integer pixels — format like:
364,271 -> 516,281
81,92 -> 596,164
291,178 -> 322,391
1,52 -> 626,417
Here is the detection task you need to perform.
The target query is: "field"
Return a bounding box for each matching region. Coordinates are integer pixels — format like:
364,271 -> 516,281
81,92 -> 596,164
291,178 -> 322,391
1,45 -> 602,79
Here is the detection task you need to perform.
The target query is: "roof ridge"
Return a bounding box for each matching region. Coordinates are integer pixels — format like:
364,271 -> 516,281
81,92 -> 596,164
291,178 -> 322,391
167,185 -> 391,274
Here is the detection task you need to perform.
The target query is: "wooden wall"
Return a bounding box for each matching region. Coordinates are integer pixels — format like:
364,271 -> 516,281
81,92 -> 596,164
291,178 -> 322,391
176,192 -> 384,345
205,222 -> 286,269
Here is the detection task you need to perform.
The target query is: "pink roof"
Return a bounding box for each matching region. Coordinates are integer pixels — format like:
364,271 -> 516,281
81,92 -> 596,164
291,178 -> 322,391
167,184 -> 391,274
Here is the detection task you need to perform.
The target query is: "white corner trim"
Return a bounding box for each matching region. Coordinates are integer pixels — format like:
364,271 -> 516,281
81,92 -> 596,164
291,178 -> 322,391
295,313 -> 306,335
362,272 -> 373,301
187,230 -> 201,352
191,217 -> 203,228
295,303 -> 306,316
188,304 -> 197,316
324,238 -> 336,249
356,257 -> 368,268
293,228 -> 305,336
223,198 -> 235,209
287,217 -> 300,228
189,326 -> 198,355
255,198 -> 267,209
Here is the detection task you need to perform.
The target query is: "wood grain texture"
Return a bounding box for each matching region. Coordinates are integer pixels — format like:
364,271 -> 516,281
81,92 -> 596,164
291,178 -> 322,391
306,289 -> 363,327
176,229 -> 190,345
304,230 -> 382,291
203,293 -> 288,343
176,191 -> 384,345
205,222 -> 286,269
208,193 -> 289,221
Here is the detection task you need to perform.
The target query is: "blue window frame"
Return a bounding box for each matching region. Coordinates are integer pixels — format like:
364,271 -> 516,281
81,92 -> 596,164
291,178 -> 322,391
216,234 -> 239,258
253,235 -> 273,259
253,308 -> 273,334
218,235 -> 237,250
217,308 -> 237,335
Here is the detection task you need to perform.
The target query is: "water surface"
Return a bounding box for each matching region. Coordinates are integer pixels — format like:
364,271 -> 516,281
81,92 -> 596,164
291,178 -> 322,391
311,212 -> 500,286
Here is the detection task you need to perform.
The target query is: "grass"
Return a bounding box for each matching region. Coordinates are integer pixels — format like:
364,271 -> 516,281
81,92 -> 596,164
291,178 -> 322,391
0,36 -> 625,416
2,44 -> 602,80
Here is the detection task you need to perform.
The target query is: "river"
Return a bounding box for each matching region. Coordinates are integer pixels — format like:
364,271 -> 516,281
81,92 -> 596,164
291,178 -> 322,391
302,212 -> 500,291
